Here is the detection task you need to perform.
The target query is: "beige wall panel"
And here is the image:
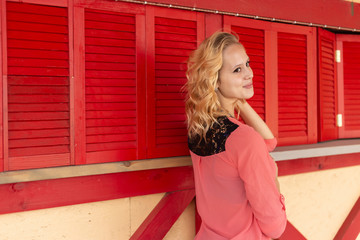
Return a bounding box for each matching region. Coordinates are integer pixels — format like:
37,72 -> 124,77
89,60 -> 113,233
0,198 -> 130,240
130,193 -> 165,235
278,165 -> 360,240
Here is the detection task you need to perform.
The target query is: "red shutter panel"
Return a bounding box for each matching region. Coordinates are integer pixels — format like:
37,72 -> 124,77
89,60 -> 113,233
6,2 -> 70,170
318,29 -> 337,141
231,26 -> 265,120
343,41 -> 360,132
277,32 -> 308,143
147,8 -> 204,158
84,9 -> 137,163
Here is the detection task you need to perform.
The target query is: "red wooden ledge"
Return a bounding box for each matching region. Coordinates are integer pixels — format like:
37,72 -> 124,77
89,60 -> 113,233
277,152 -> 360,177
130,189 -> 195,240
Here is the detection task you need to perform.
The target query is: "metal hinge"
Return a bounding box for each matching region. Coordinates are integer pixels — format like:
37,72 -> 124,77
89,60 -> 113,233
336,114 -> 343,127
335,50 -> 341,63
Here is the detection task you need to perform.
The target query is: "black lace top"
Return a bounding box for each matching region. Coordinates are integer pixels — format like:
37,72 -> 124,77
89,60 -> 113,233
188,116 -> 239,156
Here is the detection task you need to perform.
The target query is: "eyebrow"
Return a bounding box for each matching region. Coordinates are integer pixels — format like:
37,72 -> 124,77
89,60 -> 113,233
232,58 -> 250,69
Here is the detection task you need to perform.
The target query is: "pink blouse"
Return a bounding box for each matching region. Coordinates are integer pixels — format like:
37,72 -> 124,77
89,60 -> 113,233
189,117 -> 286,239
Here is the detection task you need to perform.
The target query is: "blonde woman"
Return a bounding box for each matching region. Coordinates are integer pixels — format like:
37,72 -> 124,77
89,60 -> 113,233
185,32 -> 287,239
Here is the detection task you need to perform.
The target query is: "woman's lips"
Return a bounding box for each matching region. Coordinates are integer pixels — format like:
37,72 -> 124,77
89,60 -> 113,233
243,83 -> 253,89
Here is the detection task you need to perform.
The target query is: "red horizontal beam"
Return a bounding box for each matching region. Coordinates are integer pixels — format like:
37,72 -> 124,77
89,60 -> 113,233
277,152 -> 360,176
0,166 -> 194,215
130,189 -> 195,240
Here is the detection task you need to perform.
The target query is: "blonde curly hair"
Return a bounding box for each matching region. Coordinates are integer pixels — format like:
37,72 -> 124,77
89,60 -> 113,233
184,32 -> 243,140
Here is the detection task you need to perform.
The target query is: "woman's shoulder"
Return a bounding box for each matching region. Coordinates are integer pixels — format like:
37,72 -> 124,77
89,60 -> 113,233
188,116 -> 239,156
227,117 -> 266,147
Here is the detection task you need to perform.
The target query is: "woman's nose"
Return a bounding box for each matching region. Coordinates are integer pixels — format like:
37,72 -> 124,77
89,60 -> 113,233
245,67 -> 253,79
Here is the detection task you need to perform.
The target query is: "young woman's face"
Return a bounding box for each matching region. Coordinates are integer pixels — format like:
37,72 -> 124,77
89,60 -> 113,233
217,44 -> 254,106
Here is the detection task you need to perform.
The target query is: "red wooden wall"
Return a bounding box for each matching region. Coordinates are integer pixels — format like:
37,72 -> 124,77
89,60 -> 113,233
0,0 -> 359,169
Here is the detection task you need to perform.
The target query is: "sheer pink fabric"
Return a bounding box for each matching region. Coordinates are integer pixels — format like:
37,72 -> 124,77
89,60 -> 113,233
190,117 -> 286,240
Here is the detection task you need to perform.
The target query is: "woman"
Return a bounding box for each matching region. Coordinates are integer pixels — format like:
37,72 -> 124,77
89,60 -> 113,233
185,32 -> 287,239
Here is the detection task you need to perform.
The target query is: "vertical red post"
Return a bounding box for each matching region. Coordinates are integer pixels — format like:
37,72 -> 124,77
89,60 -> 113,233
136,12 -> 147,160
1,0 -> 8,171
306,27 -> 318,144
68,0 -> 76,165
73,1 -> 86,165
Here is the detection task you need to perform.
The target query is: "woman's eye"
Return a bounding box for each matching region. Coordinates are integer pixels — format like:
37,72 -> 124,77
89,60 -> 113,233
246,61 -> 250,67
233,67 -> 241,73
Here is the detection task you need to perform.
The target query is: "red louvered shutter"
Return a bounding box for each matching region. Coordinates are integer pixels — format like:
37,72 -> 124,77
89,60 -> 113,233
6,2 -> 70,170
318,28 -> 338,141
343,42 -> 360,131
231,26 -> 265,120
224,17 -> 317,146
146,7 -> 204,158
277,32 -> 309,143
84,9 -> 138,163
337,35 -> 360,138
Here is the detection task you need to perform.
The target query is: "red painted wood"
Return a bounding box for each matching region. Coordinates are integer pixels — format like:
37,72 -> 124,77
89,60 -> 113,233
73,6 -> 86,165
0,166 -> 195,214
74,0 -> 145,15
146,6 -> 204,158
277,152 -> 360,177
7,0 -> 67,7
0,0 -> 5,172
205,13 -> 222,37
136,12 -> 147,160
334,197 -> 360,240
318,28 -> 338,141
8,153 -> 70,170
84,7 -> 140,164
277,32 -> 308,141
2,0 -> 8,171
265,30 -> 279,137
336,34 -> 360,139
129,0 -> 360,30
278,221 -> 307,240
130,189 -> 195,240
68,0 -> 75,165
6,2 -> 71,164
224,16 -> 317,146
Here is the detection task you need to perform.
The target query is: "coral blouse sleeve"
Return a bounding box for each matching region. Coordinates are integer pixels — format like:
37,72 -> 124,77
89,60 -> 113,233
228,128 -> 287,239
264,137 -> 277,152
